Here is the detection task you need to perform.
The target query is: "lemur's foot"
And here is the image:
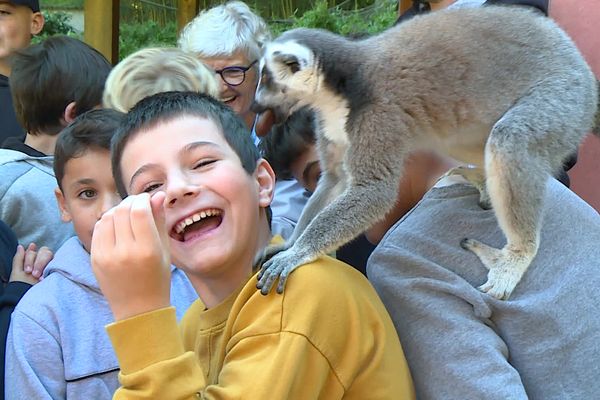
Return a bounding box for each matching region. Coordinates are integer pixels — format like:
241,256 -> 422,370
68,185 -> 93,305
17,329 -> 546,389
445,166 -> 491,210
256,246 -> 315,295
460,238 -> 533,300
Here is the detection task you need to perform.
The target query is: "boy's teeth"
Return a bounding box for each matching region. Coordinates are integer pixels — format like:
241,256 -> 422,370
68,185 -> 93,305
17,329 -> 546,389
175,209 -> 221,234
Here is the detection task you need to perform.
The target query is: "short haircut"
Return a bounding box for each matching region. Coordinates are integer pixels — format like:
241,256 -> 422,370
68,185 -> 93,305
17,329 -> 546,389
111,91 -> 260,198
259,108 -> 316,180
54,109 -> 125,190
178,1 -> 271,63
103,47 -> 220,113
10,36 -> 111,136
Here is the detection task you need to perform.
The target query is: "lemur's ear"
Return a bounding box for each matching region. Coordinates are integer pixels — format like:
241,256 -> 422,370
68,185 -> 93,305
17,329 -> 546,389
273,51 -> 301,74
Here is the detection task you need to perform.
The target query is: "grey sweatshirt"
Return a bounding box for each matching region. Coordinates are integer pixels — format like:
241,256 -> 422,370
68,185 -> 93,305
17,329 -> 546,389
5,237 -> 198,399
0,149 -> 74,251
368,177 -> 600,399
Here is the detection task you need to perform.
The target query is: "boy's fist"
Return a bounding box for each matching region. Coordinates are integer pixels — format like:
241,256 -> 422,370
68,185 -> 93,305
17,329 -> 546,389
91,192 -> 172,321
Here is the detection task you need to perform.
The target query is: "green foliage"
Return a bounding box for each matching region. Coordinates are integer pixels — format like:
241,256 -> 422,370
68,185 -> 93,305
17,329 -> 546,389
39,0 -> 83,9
117,0 -> 396,61
270,0 -> 397,37
33,11 -> 80,44
118,20 -> 177,60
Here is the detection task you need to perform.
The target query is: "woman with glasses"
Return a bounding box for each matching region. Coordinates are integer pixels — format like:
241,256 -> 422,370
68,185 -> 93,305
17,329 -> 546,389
178,1 -> 268,131
178,1 -> 309,241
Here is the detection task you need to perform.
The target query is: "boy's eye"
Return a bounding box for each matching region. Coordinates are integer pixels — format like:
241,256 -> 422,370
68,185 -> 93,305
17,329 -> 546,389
78,189 -> 97,199
193,159 -> 217,169
142,183 -> 162,194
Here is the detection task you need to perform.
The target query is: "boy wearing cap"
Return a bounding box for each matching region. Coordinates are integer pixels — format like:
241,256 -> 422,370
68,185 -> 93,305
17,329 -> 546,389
0,0 -> 44,145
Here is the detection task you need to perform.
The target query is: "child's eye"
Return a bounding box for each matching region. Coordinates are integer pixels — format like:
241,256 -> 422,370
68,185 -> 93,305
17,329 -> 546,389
78,189 -> 97,199
142,183 -> 162,194
193,159 -> 217,169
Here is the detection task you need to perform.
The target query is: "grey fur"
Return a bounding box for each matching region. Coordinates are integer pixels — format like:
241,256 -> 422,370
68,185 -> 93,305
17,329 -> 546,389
254,6 -> 599,299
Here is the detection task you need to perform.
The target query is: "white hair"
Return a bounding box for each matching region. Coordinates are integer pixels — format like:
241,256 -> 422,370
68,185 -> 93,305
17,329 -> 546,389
178,1 -> 271,62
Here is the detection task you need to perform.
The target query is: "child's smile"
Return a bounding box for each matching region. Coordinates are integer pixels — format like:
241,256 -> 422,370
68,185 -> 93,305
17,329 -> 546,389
119,116 -> 272,293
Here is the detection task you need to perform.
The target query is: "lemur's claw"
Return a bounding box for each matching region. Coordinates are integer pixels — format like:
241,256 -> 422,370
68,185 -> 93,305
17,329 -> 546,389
254,242 -> 289,272
256,247 -> 313,295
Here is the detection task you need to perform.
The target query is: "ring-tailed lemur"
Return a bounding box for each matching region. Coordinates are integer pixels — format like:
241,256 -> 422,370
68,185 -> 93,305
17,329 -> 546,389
252,6 -> 599,299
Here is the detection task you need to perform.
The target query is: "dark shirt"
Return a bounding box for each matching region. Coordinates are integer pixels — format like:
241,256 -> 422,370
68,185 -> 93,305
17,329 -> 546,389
0,221 -> 32,400
0,74 -> 25,146
1,135 -> 46,157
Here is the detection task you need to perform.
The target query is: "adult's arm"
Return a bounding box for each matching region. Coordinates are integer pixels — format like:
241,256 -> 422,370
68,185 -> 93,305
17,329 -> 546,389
368,242 -> 528,400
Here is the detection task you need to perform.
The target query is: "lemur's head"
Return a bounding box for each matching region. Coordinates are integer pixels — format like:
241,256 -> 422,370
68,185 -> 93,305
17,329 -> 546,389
252,29 -> 325,125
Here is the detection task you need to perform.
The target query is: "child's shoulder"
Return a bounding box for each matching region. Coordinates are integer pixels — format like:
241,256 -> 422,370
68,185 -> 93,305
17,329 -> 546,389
15,238 -> 95,317
238,255 -> 386,331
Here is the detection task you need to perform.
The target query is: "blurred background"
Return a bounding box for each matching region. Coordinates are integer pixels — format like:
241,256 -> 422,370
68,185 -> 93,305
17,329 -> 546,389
38,0 -> 398,60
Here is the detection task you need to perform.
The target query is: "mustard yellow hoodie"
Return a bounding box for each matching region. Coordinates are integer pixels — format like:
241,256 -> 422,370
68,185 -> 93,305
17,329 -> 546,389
107,255 -> 415,399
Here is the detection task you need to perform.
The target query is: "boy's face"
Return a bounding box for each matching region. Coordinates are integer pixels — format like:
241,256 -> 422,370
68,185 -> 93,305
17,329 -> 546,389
290,143 -> 321,194
55,149 -> 121,253
0,2 -> 43,69
120,116 -> 273,278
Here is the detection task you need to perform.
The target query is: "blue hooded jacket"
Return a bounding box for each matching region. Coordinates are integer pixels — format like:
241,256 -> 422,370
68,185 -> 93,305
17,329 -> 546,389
5,237 -> 198,399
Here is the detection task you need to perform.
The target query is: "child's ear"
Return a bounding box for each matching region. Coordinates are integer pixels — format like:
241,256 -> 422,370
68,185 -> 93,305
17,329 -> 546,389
255,159 -> 275,208
54,187 -> 73,223
61,102 -> 77,126
30,12 -> 44,36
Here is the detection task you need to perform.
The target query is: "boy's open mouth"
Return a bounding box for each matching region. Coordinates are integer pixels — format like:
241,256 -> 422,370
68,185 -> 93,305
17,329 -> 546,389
171,209 -> 223,242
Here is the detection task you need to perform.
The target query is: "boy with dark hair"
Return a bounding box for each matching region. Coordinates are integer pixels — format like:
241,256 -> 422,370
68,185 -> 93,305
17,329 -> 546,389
5,109 -> 197,399
91,91 -> 414,399
0,0 -> 44,144
0,35 -> 112,251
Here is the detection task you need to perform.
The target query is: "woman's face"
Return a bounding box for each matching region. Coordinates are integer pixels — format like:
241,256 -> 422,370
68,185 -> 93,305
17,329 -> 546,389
202,51 -> 259,130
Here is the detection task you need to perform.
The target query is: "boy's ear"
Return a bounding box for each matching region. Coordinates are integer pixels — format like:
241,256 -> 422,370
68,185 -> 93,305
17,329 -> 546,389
54,187 -> 73,223
61,102 -> 77,126
255,158 -> 275,208
30,12 -> 45,36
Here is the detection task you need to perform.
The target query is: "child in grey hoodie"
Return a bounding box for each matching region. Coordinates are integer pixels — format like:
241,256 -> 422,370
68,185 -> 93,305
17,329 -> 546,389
4,110 -> 198,399
0,36 -> 111,252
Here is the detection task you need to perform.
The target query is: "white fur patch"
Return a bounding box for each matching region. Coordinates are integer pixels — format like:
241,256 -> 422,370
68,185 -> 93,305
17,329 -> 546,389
264,40 -> 313,70
314,91 -> 350,145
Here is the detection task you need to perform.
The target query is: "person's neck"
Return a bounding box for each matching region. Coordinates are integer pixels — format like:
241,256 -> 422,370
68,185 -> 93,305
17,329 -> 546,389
190,217 -> 272,309
24,132 -> 59,156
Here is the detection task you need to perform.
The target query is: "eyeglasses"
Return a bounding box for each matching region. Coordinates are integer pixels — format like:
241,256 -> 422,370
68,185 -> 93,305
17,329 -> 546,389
214,60 -> 258,86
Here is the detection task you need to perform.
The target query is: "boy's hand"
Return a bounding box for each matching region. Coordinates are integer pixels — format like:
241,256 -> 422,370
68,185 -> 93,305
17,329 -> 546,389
91,192 -> 172,321
10,243 -> 53,285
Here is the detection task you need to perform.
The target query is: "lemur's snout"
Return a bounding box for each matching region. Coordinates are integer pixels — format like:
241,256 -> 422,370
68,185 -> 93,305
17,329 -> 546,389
250,100 -> 268,114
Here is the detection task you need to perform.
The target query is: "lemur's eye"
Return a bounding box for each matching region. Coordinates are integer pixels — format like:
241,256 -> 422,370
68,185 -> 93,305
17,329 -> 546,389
286,60 -> 300,74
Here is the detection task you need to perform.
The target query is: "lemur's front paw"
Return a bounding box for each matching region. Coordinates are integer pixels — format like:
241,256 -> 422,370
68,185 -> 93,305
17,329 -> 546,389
253,242 -> 289,271
256,247 -> 313,295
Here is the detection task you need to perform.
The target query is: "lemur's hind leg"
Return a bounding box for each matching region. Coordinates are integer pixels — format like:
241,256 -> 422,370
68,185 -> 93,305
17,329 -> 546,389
444,166 -> 491,209
461,84 -> 586,299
